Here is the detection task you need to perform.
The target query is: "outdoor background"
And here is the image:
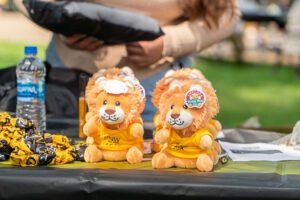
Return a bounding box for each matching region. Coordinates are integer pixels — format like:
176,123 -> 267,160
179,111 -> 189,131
0,0 -> 300,130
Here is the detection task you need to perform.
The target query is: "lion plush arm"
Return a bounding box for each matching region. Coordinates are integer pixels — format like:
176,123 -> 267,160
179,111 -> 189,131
83,116 -> 100,137
130,123 -> 144,138
153,113 -> 163,128
85,112 -> 94,122
154,128 -> 170,145
198,134 -> 213,150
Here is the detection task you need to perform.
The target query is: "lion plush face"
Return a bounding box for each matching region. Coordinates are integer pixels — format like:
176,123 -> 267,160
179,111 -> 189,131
98,94 -> 126,124
165,93 -> 193,130
159,81 -> 219,132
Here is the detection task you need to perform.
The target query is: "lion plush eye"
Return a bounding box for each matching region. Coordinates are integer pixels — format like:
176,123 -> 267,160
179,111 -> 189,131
103,100 -> 107,105
183,104 -> 188,109
115,101 -> 121,106
170,105 -> 174,110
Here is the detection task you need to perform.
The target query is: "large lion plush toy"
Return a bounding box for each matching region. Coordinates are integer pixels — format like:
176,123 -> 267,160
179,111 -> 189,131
83,67 -> 146,164
152,69 -> 222,172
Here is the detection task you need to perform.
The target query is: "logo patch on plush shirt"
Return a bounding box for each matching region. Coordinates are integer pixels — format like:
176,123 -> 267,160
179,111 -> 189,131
185,89 -> 206,108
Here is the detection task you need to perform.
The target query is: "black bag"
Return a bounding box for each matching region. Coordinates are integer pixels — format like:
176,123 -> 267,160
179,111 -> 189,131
0,63 -> 91,118
23,0 -> 164,44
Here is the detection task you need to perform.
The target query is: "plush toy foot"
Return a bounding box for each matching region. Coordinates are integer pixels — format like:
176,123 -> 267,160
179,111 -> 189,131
84,145 -> 103,163
152,152 -> 174,169
196,154 -> 213,172
199,135 -> 213,150
126,146 -> 143,164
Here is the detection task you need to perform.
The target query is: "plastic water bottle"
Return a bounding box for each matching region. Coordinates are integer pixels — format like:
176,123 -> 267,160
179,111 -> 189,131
16,46 -> 46,132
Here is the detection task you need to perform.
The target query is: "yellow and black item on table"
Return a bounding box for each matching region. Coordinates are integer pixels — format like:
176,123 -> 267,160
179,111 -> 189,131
0,112 -> 87,167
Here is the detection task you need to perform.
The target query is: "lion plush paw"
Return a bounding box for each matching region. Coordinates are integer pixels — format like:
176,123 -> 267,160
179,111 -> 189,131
85,112 -> 94,122
126,146 -> 143,164
84,145 -> 103,163
213,141 -> 222,154
207,124 -> 218,138
86,136 -> 94,144
154,129 -> 170,144
130,123 -> 144,138
196,154 -> 213,172
83,116 -> 99,137
211,150 -> 219,165
199,135 -> 213,150
213,120 -> 222,132
152,152 -> 174,169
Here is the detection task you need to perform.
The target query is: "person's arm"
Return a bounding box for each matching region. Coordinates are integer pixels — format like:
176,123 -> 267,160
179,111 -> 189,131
13,0 -> 29,16
126,1 -> 240,68
162,2 -> 241,57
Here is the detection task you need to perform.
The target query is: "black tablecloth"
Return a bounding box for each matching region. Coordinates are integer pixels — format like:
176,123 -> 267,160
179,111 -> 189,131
0,119 -> 299,199
0,166 -> 300,200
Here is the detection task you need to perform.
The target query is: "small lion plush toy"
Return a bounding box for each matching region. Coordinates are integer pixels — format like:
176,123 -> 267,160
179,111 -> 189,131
152,69 -> 222,172
83,67 -> 146,164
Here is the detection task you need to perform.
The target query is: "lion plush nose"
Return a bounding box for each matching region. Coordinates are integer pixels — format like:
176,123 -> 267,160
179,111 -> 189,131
105,109 -> 115,115
171,114 -> 180,119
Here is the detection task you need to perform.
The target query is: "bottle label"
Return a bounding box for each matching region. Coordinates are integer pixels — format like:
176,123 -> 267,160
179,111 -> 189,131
17,81 -> 45,102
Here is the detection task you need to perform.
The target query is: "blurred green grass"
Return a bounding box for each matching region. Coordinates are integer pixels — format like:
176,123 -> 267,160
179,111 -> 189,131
0,40 -> 46,69
196,58 -> 300,127
1,40 -> 300,128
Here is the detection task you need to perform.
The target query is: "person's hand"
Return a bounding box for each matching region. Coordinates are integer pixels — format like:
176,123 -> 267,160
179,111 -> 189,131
60,34 -> 103,51
126,36 -> 164,68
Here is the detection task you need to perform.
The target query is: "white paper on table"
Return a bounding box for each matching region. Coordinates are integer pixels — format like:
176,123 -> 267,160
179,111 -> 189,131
216,131 -> 225,139
219,141 -> 300,162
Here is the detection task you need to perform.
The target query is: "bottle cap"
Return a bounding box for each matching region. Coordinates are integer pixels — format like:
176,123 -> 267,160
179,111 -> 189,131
24,46 -> 38,55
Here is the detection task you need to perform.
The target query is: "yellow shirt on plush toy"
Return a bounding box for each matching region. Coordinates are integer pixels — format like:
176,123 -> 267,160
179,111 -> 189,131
166,129 -> 213,159
96,125 -> 143,151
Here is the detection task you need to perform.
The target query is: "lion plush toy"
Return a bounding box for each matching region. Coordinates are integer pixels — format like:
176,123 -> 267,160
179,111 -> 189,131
151,69 -> 222,172
83,67 -> 146,164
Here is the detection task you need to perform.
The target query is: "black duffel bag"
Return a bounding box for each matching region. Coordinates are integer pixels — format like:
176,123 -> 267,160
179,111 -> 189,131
23,0 -> 164,44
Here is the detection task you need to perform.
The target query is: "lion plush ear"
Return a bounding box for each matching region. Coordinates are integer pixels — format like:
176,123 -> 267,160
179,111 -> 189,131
93,69 -> 107,80
95,76 -> 106,84
121,66 -> 134,76
164,69 -> 175,77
